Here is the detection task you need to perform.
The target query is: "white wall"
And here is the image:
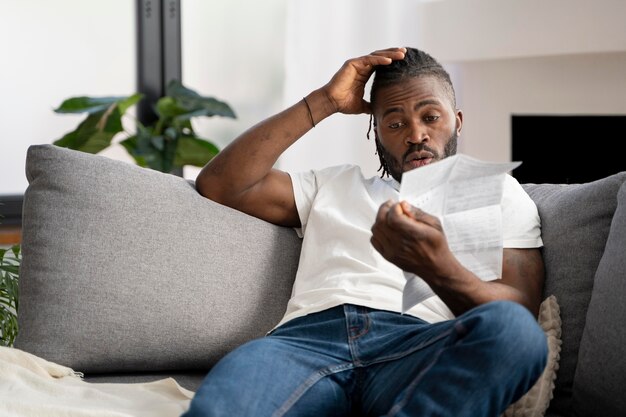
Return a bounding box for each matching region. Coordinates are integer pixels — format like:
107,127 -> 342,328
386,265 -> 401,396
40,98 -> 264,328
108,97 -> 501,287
451,52 -> 626,163
0,0 -> 289,194
413,0 -> 626,163
416,0 -> 626,62
3,0 -> 625,196
277,0 -> 422,178
180,0 -> 288,179
0,0 -> 136,195
278,0 -> 626,173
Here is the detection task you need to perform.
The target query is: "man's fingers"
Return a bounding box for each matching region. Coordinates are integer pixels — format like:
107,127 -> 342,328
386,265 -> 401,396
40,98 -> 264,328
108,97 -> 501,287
375,200 -> 394,224
375,200 -> 414,228
400,201 -> 443,231
351,47 -> 406,71
370,234 -> 382,253
363,51 -> 405,66
370,47 -> 407,59
385,203 -> 415,229
326,47 -> 406,115
373,201 -> 414,234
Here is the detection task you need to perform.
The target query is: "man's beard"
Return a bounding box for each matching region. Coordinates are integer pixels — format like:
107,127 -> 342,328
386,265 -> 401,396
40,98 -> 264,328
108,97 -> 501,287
379,130 -> 458,183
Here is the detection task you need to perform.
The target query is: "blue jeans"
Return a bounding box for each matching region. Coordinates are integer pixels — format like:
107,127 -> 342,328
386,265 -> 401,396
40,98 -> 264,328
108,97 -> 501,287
182,301 -> 547,417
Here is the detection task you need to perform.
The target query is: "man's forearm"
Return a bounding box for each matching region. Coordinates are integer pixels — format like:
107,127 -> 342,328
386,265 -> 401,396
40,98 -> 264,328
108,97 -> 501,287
196,48 -> 405,224
371,202 -> 544,318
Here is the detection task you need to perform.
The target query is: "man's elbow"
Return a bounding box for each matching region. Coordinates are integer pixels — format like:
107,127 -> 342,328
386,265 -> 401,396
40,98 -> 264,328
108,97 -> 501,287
195,171 -> 227,204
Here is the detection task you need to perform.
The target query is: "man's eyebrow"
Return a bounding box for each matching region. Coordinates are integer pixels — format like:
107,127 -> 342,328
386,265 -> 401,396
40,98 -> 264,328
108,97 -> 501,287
382,107 -> 402,119
414,99 -> 442,109
381,99 -> 443,119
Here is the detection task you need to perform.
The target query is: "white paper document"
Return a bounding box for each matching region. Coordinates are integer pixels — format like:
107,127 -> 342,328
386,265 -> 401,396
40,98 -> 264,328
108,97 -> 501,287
398,154 -> 521,313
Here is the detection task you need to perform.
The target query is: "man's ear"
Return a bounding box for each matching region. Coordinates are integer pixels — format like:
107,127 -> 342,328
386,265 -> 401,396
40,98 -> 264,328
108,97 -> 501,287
455,109 -> 463,136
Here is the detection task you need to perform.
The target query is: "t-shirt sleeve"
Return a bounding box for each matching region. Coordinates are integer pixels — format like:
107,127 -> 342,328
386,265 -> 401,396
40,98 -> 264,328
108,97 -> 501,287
289,169 -> 318,238
502,174 -> 543,248
289,165 -> 356,238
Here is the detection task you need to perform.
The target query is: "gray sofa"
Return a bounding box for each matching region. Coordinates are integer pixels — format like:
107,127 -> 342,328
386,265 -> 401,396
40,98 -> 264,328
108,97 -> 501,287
15,144 -> 626,417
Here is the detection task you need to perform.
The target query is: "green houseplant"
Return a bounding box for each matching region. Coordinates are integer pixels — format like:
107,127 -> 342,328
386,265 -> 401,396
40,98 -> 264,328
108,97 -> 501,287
0,242 -> 20,347
53,79 -> 236,173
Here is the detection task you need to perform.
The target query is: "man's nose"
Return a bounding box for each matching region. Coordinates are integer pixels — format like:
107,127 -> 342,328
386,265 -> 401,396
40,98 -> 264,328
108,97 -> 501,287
405,120 -> 428,145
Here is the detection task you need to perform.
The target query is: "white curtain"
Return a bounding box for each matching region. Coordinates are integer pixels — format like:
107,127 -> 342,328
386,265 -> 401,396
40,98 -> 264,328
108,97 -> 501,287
277,0 -> 423,177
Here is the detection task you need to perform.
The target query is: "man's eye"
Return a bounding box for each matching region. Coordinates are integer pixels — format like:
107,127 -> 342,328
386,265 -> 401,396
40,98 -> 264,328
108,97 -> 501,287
424,115 -> 440,122
388,122 -> 404,129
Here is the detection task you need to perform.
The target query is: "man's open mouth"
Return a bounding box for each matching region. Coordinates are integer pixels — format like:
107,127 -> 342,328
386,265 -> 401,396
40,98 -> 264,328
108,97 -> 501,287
404,152 -> 434,169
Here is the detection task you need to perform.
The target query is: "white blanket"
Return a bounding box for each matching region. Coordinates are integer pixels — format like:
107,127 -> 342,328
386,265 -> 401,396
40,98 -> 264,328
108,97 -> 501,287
0,346 -> 194,417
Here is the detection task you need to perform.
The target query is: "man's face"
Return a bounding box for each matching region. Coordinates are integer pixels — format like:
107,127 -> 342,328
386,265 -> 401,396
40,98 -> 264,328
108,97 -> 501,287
373,76 -> 463,183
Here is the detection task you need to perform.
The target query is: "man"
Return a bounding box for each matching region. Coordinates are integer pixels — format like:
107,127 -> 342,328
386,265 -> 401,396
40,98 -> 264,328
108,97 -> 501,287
183,47 -> 547,417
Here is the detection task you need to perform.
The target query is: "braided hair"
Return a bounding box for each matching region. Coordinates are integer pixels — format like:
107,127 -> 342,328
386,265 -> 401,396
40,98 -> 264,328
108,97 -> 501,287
368,47 -> 456,178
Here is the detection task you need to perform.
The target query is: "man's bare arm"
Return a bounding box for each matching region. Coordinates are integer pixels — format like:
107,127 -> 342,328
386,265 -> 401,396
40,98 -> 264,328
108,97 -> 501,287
196,91 -> 334,227
195,48 -> 407,227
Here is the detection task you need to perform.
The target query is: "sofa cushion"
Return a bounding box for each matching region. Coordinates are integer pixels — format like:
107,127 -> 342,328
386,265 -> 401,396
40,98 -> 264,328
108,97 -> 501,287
522,171 -> 626,415
502,295 -> 562,417
15,144 -> 301,374
571,181 -> 626,417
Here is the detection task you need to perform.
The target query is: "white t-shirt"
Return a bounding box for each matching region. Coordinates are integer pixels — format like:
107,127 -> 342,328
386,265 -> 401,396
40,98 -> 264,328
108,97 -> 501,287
274,164 -> 542,328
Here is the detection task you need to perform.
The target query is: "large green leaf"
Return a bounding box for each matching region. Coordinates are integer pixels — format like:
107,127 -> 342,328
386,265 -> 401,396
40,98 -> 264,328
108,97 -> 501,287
162,137 -> 178,173
54,96 -> 132,114
155,96 -> 188,119
120,128 -> 178,173
0,265 -> 19,275
165,79 -> 237,119
0,310 -> 18,347
52,82 -> 230,171
0,244 -> 20,347
119,135 -> 147,168
53,107 -> 124,154
121,133 -> 160,170
174,136 -> 220,168
118,93 -> 143,114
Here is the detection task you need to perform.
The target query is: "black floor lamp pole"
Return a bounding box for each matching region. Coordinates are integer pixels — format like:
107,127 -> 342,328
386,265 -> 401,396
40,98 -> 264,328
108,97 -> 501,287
136,0 -> 182,134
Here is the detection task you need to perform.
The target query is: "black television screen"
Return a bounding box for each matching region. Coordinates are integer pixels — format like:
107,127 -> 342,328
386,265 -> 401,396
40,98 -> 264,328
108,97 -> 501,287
511,115 -> 626,184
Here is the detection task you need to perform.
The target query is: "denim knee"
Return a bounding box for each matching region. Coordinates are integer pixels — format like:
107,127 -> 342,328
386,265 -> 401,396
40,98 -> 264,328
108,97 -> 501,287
462,301 -> 548,371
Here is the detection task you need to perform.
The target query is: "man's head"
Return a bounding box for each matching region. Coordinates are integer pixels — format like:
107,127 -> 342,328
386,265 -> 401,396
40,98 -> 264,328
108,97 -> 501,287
370,47 -> 463,182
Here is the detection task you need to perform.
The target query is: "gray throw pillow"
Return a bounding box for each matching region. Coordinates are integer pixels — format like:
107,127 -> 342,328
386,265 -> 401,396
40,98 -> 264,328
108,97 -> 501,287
522,171 -> 626,415
571,181 -> 626,417
15,144 -> 301,374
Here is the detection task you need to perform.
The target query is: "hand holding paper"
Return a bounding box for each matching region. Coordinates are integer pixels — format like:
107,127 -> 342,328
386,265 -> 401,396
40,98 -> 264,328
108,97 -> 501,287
370,200 -> 455,281
397,154 -> 520,313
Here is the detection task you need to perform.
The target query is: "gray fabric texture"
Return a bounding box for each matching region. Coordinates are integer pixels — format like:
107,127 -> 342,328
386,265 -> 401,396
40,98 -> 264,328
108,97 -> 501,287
16,144 -> 301,373
84,372 -> 206,392
571,181 -> 626,417
522,171 -> 626,416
